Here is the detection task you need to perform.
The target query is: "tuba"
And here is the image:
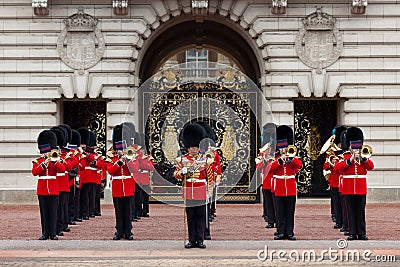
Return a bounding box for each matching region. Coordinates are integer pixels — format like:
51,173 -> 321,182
49,149 -> 60,162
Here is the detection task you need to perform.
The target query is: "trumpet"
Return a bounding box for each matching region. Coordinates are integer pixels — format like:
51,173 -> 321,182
124,147 -> 138,160
49,149 -> 61,162
204,150 -> 215,165
361,145 -> 373,159
320,135 -> 342,167
286,145 -> 297,157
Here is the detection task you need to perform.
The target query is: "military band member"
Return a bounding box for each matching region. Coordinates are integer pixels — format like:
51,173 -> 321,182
334,127 -> 374,241
256,123 -> 277,229
78,128 -> 93,220
32,130 -> 65,240
322,125 -> 347,230
106,125 -> 140,240
174,123 -> 214,249
270,125 -> 302,241
68,129 -> 82,224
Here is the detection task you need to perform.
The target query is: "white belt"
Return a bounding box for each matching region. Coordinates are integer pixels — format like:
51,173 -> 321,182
342,175 -> 366,179
274,175 -> 295,179
38,176 -> 56,180
140,170 -> 149,173
186,179 -> 206,183
56,173 -> 65,176
85,167 -> 97,171
112,176 -> 131,180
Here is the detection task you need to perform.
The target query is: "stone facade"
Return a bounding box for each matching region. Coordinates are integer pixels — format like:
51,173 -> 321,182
0,0 -> 399,202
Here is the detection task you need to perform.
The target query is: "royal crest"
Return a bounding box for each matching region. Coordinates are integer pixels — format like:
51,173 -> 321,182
57,8 -> 105,72
295,7 -> 343,74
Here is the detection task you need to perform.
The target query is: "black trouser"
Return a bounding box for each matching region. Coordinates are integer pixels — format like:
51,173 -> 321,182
57,192 -> 69,232
130,194 -> 136,220
344,195 -> 366,236
186,200 -> 206,242
263,189 -> 275,224
339,192 -> 348,230
113,196 -> 133,237
95,184 -> 101,214
81,183 -> 97,217
134,184 -> 142,217
330,189 -> 334,216
140,184 -> 150,215
272,193 -> 278,228
68,185 -> 75,222
331,187 -> 342,226
210,185 -> 217,215
38,195 -> 58,237
275,195 -> 296,236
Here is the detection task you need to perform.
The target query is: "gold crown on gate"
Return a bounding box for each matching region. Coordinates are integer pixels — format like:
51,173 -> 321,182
64,8 -> 98,32
302,7 -> 335,31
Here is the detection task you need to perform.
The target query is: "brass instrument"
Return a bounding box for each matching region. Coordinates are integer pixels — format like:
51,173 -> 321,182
320,135 -> 342,167
361,145 -> 373,159
124,147 -> 138,160
255,143 -> 274,164
204,150 -> 215,165
49,149 -> 61,162
286,145 -> 297,157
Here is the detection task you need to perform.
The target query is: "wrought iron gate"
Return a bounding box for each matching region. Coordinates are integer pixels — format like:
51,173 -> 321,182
140,68 -> 260,203
294,100 -> 337,197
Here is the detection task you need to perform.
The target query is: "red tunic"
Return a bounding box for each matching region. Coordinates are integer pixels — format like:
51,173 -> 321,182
56,151 -> 71,193
135,154 -> 154,185
270,156 -> 302,197
106,153 -> 139,197
256,154 -> 274,190
174,153 -> 214,200
32,156 -> 65,195
334,152 -> 374,195
323,154 -> 341,188
79,152 -> 98,184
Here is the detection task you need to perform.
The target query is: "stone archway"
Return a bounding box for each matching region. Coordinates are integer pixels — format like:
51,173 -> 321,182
138,16 -> 262,85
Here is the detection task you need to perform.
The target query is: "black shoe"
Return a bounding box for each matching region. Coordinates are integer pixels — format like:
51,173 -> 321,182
89,214 -> 95,218
274,234 -> 285,240
288,235 -> 296,241
69,220 -> 76,225
76,218 -> 82,222
274,231 -> 279,236
125,235 -> 134,240
204,234 -> 211,240
131,218 -> 138,222
113,234 -> 122,240
340,227 -> 347,232
344,231 -> 350,236
95,212 -> 101,216
39,235 -> 48,240
83,216 -> 89,220
141,213 -> 149,217
197,241 -> 206,249
332,215 -> 336,222
62,227 -> 71,232
358,235 -> 368,240
57,231 -> 64,236
266,223 -> 274,228
185,241 -> 195,249
334,223 -> 341,229
50,235 -> 58,240
347,235 -> 356,240
263,216 -> 268,222
135,216 -> 140,220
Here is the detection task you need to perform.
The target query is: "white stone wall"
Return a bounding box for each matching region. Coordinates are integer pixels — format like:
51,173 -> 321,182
0,0 -> 399,198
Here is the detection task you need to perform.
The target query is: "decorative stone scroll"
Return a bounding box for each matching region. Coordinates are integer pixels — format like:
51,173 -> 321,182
57,8 -> 105,73
295,7 -> 343,74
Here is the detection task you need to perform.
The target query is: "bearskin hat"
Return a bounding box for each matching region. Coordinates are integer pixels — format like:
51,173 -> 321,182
78,128 -> 90,146
340,130 -> 348,151
345,127 -> 364,148
276,125 -> 294,146
262,123 -> 277,147
70,129 -> 81,146
194,121 -> 216,142
59,124 -> 72,144
51,126 -> 67,147
132,131 -> 142,146
37,130 -> 57,152
88,131 -> 97,147
181,123 -> 207,149
332,125 -> 347,145
50,128 -> 65,148
113,125 -> 130,150
121,122 -> 135,138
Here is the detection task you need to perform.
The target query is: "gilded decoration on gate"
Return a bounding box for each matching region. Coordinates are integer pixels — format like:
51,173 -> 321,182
295,7 -> 343,74
57,8 -> 105,72
306,126 -> 321,161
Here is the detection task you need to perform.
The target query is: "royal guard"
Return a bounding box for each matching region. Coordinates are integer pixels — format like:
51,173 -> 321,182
174,123 -> 214,249
135,133 -> 154,218
67,129 -> 82,224
256,123 -> 277,229
106,125 -> 140,240
339,130 -> 349,235
270,125 -> 302,240
334,127 -> 374,241
132,131 -> 143,221
32,130 -> 65,240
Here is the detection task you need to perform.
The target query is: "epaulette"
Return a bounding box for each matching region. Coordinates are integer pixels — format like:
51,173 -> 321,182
32,159 -> 39,164
106,150 -> 115,158
105,157 -> 113,163
73,150 -> 79,156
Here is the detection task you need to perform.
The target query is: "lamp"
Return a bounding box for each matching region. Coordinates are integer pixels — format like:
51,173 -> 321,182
271,0 -> 287,15
113,0 -> 129,16
32,0 -> 49,16
351,0 -> 367,14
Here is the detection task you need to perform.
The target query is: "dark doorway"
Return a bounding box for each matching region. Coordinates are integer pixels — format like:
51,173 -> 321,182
294,100 -> 338,197
63,101 -> 107,156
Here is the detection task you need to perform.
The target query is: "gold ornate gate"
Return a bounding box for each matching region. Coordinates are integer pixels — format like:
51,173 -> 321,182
139,68 -> 260,203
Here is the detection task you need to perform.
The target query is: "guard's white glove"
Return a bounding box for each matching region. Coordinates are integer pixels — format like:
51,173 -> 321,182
181,167 -> 188,175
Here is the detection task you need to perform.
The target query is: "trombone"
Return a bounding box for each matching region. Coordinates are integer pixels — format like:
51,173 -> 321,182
48,149 -> 61,162
286,145 -> 297,157
361,145 -> 373,159
124,147 -> 138,160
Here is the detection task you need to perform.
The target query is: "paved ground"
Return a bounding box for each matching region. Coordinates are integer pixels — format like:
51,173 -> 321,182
0,203 -> 399,266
